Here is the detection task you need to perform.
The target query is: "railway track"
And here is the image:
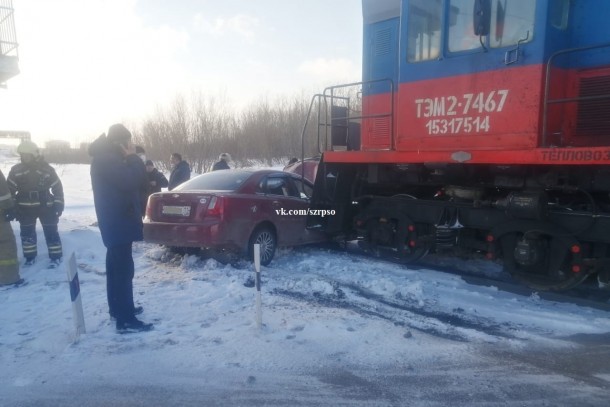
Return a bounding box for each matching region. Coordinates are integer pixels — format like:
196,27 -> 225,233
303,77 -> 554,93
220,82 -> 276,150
266,244 -> 610,345
417,255 -> 610,312
313,241 -> 610,312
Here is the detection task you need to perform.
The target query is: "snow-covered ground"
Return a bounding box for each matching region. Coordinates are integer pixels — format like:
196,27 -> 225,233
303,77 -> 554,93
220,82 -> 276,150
1,146 -> 610,406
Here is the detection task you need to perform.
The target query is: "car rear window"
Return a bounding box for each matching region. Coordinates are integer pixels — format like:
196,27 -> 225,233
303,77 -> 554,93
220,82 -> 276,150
174,170 -> 254,191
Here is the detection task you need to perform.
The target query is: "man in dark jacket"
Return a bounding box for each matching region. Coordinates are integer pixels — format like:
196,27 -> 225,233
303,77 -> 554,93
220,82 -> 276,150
7,140 -> 64,268
89,124 -> 153,333
145,160 -> 168,202
168,153 -> 190,190
211,153 -> 231,171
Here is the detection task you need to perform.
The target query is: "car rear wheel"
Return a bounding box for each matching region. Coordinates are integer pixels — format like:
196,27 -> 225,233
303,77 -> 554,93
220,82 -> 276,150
249,227 -> 277,266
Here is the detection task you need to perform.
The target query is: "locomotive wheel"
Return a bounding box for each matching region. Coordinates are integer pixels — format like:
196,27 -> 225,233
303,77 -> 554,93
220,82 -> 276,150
399,222 -> 432,264
359,220 -> 431,264
500,232 -> 589,291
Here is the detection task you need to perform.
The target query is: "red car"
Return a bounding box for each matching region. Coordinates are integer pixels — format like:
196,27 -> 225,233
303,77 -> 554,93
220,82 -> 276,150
144,169 -> 327,265
283,156 -> 320,183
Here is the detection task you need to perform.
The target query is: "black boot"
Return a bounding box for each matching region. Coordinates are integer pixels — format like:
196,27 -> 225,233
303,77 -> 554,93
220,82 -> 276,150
116,317 -> 153,333
110,305 -> 143,320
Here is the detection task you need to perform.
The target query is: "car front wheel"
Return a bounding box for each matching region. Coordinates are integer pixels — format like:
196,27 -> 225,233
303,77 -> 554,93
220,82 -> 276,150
248,227 -> 276,266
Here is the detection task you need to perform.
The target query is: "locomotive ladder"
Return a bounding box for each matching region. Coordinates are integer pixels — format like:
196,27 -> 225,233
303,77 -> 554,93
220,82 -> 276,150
300,78 -> 395,162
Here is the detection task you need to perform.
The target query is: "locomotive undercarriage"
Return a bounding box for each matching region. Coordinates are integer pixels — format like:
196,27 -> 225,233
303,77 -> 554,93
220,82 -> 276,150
311,162 -> 610,291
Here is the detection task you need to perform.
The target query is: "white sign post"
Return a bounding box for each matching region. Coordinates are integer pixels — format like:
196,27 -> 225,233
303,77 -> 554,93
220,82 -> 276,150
254,244 -> 262,330
67,252 -> 86,340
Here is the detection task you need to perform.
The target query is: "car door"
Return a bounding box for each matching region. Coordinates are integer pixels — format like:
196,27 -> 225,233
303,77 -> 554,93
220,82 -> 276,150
259,174 -> 308,246
288,176 -> 327,244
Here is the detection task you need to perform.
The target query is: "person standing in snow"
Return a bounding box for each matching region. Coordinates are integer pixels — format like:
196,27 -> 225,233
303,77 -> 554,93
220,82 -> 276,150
143,159 -> 169,214
145,160 -> 169,196
0,169 -> 22,286
88,124 -> 153,333
168,153 -> 190,191
7,140 -> 64,268
211,153 -> 231,171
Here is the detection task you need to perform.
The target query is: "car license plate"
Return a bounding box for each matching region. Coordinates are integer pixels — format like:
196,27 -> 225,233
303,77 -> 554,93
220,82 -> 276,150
162,205 -> 191,216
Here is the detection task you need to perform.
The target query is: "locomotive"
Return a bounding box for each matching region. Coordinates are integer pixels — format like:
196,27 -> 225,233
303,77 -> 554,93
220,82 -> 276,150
304,0 -> 610,291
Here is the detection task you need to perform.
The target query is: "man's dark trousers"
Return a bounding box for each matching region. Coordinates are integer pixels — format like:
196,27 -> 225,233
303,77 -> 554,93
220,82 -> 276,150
106,243 -> 136,321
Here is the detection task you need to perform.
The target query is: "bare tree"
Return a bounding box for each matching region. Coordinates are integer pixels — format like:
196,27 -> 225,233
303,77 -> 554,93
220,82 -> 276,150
188,91 -> 235,173
81,86 -> 358,170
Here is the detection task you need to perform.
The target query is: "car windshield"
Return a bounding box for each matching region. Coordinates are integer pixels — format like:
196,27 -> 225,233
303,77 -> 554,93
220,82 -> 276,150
173,170 -> 254,191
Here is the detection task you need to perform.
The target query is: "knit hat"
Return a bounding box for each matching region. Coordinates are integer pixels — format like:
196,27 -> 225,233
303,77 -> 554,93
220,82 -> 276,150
145,160 -> 154,166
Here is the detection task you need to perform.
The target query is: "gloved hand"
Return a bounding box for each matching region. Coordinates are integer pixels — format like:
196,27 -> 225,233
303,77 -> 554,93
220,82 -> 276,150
3,207 -> 16,222
54,201 -> 64,217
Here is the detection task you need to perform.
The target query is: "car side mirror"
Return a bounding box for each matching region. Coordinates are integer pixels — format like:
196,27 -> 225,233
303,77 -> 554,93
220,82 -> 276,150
473,0 -> 491,36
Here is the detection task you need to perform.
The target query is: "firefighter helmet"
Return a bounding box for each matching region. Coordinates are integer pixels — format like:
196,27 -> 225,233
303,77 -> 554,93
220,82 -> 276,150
17,140 -> 39,156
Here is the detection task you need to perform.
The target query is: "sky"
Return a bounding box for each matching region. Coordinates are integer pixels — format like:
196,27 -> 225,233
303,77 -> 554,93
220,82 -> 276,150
0,0 -> 362,146
1,147 -> 610,405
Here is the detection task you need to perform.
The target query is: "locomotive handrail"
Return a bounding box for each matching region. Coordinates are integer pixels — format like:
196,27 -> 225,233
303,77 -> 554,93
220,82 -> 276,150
298,79 -> 394,203
321,78 -> 395,152
300,78 -> 395,157
318,92 -> 349,153
300,93 -> 324,179
542,42 -> 610,147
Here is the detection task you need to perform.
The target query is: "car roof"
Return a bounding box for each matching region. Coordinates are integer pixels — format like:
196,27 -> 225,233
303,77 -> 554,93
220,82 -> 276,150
215,168 -> 306,178
190,168 -> 287,177
171,168 -> 309,193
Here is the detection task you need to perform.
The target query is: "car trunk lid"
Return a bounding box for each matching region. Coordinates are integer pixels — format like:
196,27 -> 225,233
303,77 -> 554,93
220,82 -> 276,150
146,192 -> 225,222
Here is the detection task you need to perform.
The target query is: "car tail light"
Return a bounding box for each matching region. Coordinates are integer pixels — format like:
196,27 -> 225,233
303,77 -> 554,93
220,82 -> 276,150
145,196 -> 154,219
206,196 -> 224,219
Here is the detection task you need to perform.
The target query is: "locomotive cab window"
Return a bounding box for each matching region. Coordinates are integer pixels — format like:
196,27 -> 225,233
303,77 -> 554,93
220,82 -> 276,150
489,0 -> 535,48
407,0 -> 442,62
448,0 -> 480,52
446,0 -> 535,52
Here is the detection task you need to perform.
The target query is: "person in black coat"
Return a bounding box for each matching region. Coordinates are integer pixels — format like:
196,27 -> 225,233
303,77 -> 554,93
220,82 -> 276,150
211,153 -> 231,171
168,153 -> 190,190
88,123 -> 153,333
145,159 -> 168,199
